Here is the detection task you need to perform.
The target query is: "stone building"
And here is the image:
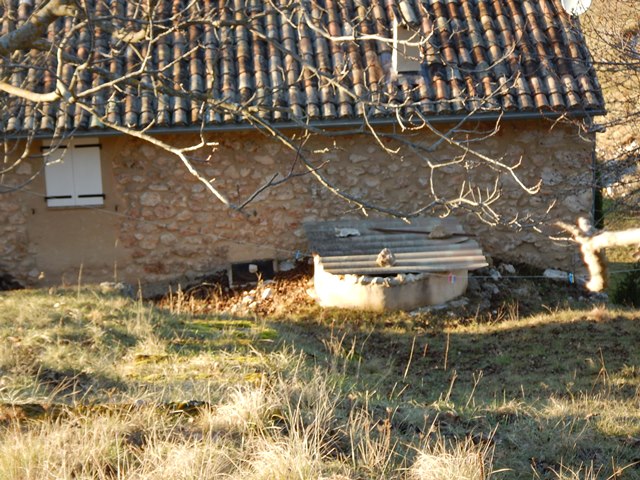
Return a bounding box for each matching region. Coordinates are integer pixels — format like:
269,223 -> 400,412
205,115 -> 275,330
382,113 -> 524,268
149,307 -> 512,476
0,0 -> 605,290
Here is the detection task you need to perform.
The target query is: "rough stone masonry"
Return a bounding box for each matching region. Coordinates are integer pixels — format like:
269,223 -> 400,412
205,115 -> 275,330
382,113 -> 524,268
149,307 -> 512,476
0,119 -> 594,289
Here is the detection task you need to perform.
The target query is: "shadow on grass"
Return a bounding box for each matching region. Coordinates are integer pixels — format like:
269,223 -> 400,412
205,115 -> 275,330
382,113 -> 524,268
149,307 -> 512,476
147,305 -> 640,479
35,366 -> 127,400
152,305 -> 640,399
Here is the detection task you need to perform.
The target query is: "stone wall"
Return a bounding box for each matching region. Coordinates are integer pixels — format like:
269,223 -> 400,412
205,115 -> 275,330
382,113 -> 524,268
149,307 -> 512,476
0,119 -> 595,288
0,160 -> 36,282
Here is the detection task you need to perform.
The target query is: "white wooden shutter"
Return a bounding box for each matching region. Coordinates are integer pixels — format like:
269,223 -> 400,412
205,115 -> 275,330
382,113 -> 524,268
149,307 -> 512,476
72,146 -> 104,206
393,20 -> 421,74
43,140 -> 104,207
44,147 -> 76,207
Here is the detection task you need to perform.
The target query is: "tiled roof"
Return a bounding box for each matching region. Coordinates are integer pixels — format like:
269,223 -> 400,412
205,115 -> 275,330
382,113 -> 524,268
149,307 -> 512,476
0,0 -> 605,134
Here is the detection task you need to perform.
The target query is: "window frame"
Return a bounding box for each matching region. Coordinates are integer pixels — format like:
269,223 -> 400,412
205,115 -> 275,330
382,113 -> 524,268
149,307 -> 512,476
392,18 -> 422,75
42,138 -> 105,208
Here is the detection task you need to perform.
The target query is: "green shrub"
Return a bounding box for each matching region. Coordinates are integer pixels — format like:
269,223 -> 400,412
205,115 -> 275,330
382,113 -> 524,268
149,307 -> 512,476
611,263 -> 640,307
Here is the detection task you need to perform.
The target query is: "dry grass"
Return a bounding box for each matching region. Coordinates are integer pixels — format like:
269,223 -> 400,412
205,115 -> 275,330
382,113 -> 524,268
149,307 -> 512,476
410,432 -> 495,480
1,286 -> 640,479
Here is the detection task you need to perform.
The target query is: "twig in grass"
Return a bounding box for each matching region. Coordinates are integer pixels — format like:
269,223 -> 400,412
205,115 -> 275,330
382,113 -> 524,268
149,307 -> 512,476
403,336 -> 416,381
444,332 -> 451,371
593,348 -> 610,391
465,371 -> 484,409
444,370 -> 458,403
76,263 -> 83,299
609,459 -> 640,479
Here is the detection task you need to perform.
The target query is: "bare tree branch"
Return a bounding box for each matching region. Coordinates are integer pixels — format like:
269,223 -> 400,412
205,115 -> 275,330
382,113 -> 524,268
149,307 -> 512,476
558,217 -> 640,292
0,0 -> 78,56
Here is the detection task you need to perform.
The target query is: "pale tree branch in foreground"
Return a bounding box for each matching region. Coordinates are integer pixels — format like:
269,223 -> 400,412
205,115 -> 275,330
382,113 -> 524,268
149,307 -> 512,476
558,217 -> 640,292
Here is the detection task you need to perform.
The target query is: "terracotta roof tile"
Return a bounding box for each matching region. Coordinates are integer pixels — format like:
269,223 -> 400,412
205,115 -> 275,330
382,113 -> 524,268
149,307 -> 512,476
0,0 -> 604,135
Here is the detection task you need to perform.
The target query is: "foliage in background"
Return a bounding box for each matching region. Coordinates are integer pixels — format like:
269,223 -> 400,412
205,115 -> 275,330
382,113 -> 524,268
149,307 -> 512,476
610,263 -> 640,307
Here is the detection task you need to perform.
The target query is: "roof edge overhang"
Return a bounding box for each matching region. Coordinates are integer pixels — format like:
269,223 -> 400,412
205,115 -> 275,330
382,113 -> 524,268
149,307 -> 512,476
4,109 -> 607,141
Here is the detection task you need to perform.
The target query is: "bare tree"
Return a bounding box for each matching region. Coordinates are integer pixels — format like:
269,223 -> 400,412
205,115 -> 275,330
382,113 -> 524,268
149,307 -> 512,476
583,0 -> 640,217
552,0 -> 640,291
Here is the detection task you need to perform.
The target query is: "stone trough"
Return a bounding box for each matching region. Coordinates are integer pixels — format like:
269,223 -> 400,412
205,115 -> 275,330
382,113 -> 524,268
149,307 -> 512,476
304,218 -> 487,312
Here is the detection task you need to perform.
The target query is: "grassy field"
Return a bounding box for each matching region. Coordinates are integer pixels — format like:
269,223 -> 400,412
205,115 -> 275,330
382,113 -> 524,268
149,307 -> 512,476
1,287 -> 639,479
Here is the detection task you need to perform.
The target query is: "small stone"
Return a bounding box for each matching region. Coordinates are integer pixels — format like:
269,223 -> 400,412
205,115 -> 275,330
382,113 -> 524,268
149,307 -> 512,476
140,192 -> 162,207
139,236 -> 158,250
15,162 -> 32,175
254,155 -> 274,166
483,282 -> 500,295
499,263 -> 516,275
160,233 -> 176,245
514,286 -> 532,297
242,294 -> 255,305
153,205 -> 176,219
140,145 -> 156,159
224,165 -> 240,179
175,210 -> 192,221
448,297 -> 469,308
372,277 -> 384,285
543,269 -> 569,282
489,269 -> 502,281
99,282 -> 133,297
335,228 -> 360,238
590,292 -> 609,303
364,177 -> 380,188
279,260 -> 295,272
349,153 -> 368,163
376,248 -> 396,267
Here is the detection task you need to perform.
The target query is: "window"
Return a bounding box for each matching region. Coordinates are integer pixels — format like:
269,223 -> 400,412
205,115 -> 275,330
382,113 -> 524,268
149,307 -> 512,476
43,138 -> 104,207
393,19 -> 421,74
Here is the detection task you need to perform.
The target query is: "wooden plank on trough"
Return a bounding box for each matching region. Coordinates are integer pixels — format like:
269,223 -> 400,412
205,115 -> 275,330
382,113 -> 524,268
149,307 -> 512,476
322,262 -> 489,275
321,247 -> 482,263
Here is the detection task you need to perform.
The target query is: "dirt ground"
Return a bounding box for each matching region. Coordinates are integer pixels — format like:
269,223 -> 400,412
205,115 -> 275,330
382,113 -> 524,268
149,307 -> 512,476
157,258 -> 608,323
